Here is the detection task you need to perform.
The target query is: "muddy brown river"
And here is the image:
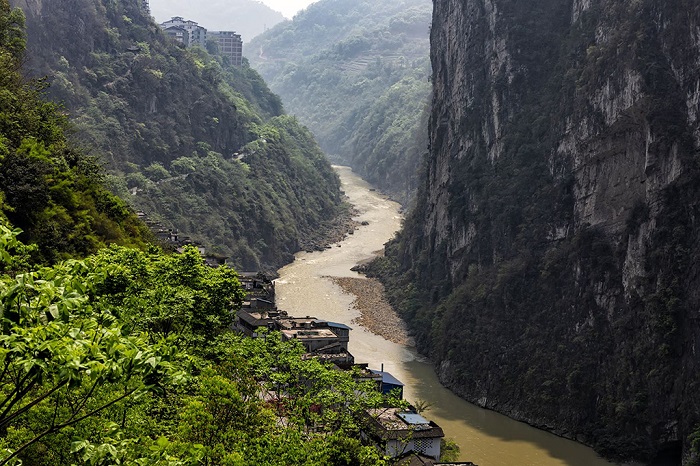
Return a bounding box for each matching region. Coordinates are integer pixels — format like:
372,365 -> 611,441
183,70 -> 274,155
275,166 -> 617,466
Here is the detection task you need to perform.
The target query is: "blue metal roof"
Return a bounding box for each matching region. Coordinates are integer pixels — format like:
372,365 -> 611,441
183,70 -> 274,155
370,369 -> 405,387
318,320 -> 352,331
397,412 -> 430,425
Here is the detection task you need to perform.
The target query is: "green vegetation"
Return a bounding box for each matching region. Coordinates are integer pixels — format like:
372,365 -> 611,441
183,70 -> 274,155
369,0 -> 700,462
0,0 -> 150,264
18,0 -> 343,271
248,0 -> 432,204
0,3 -> 406,464
439,439 -> 460,463
0,226 -> 400,465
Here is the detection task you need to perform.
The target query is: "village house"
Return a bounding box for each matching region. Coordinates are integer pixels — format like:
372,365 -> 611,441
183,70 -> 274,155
163,26 -> 189,46
230,281 -> 454,462
361,408 -> 445,461
208,30 -> 243,66
353,364 -> 405,399
234,308 -> 285,337
370,368 -> 405,398
234,309 -> 354,367
238,272 -> 275,302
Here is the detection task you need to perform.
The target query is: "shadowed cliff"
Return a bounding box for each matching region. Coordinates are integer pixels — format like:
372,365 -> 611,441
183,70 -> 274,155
371,1 -> 700,463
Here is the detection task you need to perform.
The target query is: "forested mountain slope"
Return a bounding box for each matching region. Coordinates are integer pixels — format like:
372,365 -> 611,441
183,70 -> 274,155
0,0 -> 150,263
148,0 -> 285,42
248,0 -> 432,205
371,0 -> 700,463
10,0 -> 344,271
0,4 -> 406,464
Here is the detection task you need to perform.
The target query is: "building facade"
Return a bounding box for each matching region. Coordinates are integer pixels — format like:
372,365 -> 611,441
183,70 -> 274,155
209,31 -> 243,66
160,17 -> 207,48
361,408 -> 444,461
163,26 -> 189,46
159,17 -> 244,66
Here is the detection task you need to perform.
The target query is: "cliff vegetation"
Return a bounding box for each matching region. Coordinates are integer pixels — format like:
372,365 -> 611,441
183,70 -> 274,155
0,3 -> 410,463
0,0 -> 150,264
371,0 -> 700,463
12,0 -> 344,271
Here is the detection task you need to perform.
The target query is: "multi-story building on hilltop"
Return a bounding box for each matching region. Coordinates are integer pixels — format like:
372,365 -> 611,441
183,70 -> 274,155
160,17 -> 207,48
163,26 -> 189,46
209,31 -> 243,66
159,17 -> 244,66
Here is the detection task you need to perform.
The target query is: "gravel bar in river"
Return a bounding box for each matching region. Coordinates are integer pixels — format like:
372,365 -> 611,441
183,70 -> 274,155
326,276 -> 414,347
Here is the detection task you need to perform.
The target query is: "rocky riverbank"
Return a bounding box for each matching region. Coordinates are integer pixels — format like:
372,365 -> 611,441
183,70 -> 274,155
327,276 -> 414,347
298,201 -> 360,253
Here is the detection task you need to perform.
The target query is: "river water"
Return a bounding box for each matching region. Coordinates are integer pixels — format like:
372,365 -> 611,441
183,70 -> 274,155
275,166 -> 616,466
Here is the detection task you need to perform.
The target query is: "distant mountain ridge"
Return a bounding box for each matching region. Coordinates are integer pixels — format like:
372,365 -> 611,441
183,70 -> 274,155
248,0 -> 432,205
148,0 -> 286,42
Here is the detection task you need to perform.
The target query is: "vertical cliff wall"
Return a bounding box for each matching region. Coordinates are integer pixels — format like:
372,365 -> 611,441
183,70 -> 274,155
376,0 -> 700,462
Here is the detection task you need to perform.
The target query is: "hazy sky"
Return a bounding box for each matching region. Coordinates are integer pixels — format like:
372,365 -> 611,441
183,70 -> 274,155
258,0 -> 316,19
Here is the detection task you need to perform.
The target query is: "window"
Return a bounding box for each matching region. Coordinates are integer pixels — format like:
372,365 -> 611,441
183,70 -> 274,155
413,438 -> 431,454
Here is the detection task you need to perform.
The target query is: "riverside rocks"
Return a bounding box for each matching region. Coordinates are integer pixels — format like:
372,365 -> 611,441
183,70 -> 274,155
298,202 -> 359,253
327,276 -> 413,347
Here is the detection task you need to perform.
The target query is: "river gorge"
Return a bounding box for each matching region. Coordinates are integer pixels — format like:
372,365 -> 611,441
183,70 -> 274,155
275,166 -> 617,466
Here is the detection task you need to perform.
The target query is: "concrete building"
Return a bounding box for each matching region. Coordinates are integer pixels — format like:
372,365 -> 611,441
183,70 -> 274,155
159,18 -> 244,66
209,31 -> 243,66
362,408 -> 445,461
160,17 -> 207,48
163,26 -> 189,46
234,309 -> 286,337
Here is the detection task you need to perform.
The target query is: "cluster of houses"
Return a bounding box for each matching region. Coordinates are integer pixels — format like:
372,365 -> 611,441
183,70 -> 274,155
133,211 -> 473,464
234,278 -> 475,466
159,16 -> 243,66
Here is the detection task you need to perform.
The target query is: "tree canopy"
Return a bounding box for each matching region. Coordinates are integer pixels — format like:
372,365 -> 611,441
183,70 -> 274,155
0,0 -> 151,264
0,226 -> 401,465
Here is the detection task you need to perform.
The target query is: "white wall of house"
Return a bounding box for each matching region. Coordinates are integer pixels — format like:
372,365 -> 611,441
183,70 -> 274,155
385,437 -> 441,460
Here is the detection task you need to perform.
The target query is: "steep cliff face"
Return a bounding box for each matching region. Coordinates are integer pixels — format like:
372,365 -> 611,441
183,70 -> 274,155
377,0 -> 700,462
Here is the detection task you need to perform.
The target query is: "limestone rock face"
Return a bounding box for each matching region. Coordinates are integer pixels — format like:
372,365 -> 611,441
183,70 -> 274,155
391,0 -> 700,462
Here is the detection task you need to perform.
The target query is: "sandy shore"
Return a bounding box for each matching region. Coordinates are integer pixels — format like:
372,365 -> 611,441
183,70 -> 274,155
327,276 -> 414,347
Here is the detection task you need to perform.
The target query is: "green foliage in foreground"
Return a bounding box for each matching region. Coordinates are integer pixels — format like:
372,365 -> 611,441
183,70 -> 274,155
0,226 -> 396,465
439,438 -> 460,462
0,0 -> 150,264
